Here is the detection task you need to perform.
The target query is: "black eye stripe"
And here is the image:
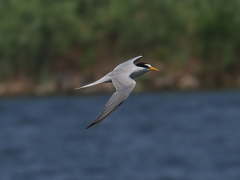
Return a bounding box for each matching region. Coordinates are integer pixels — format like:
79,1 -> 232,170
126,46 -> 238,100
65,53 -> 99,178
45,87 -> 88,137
136,63 -> 150,68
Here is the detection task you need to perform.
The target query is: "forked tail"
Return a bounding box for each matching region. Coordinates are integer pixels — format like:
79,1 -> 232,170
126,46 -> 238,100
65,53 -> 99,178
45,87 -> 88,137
75,73 -> 112,90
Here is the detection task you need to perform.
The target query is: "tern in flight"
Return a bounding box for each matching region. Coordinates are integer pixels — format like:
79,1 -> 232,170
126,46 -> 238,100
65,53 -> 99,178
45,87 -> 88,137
75,56 -> 159,129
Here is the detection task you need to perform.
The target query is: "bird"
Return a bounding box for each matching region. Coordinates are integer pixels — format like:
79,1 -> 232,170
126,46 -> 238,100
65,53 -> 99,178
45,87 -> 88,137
75,56 -> 159,129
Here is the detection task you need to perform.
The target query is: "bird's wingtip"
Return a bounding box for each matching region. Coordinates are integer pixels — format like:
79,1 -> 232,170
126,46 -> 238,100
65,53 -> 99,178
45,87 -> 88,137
86,123 -> 94,129
132,55 -> 143,64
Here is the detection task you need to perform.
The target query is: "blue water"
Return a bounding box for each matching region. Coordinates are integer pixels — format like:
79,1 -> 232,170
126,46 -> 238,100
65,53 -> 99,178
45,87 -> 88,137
0,91 -> 240,180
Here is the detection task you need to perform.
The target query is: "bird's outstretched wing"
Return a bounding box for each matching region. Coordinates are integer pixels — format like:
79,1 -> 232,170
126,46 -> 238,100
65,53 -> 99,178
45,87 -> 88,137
75,56 -> 141,90
125,55 -> 142,65
86,76 -> 136,129
114,56 -> 142,71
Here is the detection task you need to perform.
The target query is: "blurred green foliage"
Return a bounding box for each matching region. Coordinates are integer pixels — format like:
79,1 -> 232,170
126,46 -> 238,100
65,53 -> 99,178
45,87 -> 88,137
0,0 -> 240,84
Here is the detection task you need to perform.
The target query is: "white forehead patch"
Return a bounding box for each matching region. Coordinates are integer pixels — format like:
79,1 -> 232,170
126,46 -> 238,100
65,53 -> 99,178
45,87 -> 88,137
145,64 -> 152,68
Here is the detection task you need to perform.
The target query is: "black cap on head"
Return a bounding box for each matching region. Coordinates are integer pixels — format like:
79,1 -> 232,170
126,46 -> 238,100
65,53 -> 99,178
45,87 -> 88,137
136,63 -> 151,68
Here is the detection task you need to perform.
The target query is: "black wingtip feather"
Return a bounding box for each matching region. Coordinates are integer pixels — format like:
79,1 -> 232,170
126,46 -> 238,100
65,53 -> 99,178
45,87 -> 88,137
86,123 -> 94,129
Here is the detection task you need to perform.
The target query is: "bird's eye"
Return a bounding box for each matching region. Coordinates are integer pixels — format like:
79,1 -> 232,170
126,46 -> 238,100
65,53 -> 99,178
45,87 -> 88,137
136,62 -> 151,68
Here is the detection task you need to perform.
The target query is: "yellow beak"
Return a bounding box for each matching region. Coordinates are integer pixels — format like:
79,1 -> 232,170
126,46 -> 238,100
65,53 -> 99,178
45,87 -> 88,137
149,67 -> 159,71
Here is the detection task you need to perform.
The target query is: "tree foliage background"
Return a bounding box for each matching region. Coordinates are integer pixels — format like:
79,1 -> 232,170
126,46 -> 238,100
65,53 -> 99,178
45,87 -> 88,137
0,0 -> 240,93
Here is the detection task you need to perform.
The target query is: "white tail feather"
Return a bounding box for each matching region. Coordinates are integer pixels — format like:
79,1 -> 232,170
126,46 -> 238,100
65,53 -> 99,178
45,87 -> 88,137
75,73 -> 111,90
